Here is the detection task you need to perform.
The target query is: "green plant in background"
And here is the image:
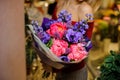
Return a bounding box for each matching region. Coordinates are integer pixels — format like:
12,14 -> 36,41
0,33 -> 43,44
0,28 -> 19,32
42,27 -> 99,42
97,51 -> 120,80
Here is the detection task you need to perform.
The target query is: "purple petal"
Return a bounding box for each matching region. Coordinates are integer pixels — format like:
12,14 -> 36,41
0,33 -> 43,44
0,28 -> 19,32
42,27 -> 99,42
37,32 -> 50,44
59,56 -> 70,62
41,17 -> 53,31
85,41 -> 92,51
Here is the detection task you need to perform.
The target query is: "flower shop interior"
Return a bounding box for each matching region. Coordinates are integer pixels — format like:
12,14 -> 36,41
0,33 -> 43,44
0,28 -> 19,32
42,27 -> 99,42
0,0 -> 120,80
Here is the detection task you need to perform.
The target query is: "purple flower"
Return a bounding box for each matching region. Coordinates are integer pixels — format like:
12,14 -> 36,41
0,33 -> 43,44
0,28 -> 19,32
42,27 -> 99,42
79,27 -> 86,34
59,56 -> 70,62
84,24 -> 89,29
85,41 -> 92,52
86,14 -> 93,21
35,26 -> 43,33
57,18 -> 62,22
79,20 -> 89,29
84,37 -> 90,42
65,29 -> 83,43
84,37 -> 92,51
31,20 -> 39,26
58,10 -> 72,23
72,22 -> 79,31
31,20 -> 43,33
37,32 -> 50,44
41,17 -> 55,31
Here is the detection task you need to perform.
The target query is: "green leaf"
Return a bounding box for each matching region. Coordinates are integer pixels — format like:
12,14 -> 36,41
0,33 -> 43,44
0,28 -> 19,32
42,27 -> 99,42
98,51 -> 120,80
104,56 -> 114,63
46,39 -> 53,48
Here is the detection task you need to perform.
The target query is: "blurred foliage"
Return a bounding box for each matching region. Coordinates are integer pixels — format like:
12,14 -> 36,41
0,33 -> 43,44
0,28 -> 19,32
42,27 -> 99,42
95,19 -> 110,40
97,51 -> 120,80
94,2 -> 120,38
25,35 -> 38,75
25,11 -> 38,75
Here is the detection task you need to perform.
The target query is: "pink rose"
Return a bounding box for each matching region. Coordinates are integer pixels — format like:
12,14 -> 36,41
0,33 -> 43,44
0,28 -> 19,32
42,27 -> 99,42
68,43 -> 88,61
47,22 -> 67,39
50,39 -> 68,57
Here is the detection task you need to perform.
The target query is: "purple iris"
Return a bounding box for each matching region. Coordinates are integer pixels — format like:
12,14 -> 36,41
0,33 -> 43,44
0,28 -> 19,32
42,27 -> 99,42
37,32 -> 50,44
59,56 -> 70,62
84,37 -> 93,51
85,41 -> 92,52
65,29 -> 83,43
41,17 -> 54,31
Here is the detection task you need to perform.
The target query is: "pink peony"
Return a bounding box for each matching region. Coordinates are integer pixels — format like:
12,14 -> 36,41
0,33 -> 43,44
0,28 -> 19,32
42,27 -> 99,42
68,43 -> 88,61
50,39 -> 68,57
47,22 -> 67,39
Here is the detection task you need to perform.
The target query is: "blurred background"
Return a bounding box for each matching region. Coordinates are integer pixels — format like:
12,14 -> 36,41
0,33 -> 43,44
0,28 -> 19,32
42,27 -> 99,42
24,0 -> 120,80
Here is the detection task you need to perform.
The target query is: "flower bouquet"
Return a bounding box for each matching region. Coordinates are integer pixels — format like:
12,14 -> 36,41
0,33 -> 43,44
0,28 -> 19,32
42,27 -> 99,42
28,10 -> 93,70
